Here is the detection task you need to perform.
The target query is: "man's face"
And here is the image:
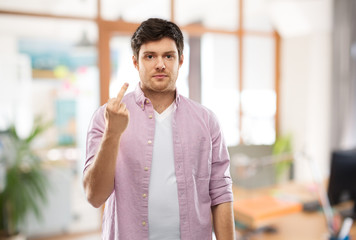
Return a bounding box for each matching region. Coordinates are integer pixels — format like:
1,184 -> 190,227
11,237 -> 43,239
133,37 -> 183,94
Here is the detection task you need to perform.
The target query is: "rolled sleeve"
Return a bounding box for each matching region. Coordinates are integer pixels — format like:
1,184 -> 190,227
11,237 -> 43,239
209,157 -> 234,206
210,178 -> 233,206
208,112 -> 234,206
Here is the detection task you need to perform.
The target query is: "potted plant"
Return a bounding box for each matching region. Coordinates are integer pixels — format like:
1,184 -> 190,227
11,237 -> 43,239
273,134 -> 293,183
0,118 -> 50,239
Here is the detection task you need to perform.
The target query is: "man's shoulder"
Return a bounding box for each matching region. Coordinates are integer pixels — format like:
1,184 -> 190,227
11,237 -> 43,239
178,95 -> 222,131
179,95 -> 213,115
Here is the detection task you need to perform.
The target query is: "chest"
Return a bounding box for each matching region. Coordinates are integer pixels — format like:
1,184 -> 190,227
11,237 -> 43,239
118,107 -> 213,179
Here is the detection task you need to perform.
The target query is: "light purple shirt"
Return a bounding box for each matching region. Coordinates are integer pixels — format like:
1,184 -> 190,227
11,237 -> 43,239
85,85 -> 233,240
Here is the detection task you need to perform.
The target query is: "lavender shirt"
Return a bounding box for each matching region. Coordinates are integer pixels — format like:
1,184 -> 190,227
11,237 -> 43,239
85,85 -> 233,240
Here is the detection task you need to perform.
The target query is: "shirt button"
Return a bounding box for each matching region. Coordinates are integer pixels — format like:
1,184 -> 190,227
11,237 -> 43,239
141,104 -> 144,109
146,99 -> 150,104
142,193 -> 147,198
148,140 -> 152,144
148,114 -> 153,119
142,221 -> 146,226
144,167 -> 149,171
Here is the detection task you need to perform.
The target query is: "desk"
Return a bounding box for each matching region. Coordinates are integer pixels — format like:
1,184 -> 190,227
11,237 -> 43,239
233,182 -> 356,240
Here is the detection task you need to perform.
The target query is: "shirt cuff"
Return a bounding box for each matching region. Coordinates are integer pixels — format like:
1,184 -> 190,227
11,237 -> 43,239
210,178 -> 234,206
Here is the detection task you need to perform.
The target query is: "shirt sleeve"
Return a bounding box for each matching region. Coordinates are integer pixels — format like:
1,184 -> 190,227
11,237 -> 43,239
208,111 -> 234,206
84,105 -> 106,173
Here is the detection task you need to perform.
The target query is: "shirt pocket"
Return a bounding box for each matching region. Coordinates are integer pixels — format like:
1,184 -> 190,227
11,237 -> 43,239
189,136 -> 212,178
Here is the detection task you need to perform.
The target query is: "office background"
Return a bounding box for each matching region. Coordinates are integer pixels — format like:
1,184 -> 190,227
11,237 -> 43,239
0,0 -> 355,238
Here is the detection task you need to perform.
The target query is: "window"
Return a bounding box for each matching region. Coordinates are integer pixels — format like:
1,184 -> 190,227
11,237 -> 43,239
201,34 -> 240,146
0,14 -> 101,234
0,0 -> 280,148
242,36 -> 276,144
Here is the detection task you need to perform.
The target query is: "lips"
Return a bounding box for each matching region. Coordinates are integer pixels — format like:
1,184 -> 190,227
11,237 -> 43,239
153,74 -> 168,79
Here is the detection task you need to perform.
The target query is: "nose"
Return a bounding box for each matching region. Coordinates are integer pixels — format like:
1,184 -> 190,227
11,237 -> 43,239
155,57 -> 166,71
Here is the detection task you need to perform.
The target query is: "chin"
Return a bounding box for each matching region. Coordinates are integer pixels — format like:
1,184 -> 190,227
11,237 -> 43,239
152,83 -> 174,91
154,87 -> 171,93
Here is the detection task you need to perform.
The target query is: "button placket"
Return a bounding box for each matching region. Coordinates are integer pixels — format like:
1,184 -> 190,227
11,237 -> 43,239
141,104 -> 153,233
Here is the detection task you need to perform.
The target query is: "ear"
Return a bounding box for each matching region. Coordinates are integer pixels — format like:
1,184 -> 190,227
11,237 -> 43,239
132,55 -> 139,70
179,54 -> 184,68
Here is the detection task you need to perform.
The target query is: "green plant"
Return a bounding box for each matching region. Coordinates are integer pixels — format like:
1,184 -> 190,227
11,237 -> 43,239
273,134 -> 293,182
0,117 -> 51,237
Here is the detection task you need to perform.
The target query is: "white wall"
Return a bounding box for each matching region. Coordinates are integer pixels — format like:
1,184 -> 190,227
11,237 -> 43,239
280,33 -> 332,182
277,0 -> 333,182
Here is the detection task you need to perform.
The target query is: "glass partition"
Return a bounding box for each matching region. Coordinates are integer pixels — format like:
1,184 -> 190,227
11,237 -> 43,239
201,33 -> 239,146
241,35 -> 276,144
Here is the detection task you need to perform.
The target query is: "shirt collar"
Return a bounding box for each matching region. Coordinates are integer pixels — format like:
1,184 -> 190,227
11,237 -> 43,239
134,83 -> 181,111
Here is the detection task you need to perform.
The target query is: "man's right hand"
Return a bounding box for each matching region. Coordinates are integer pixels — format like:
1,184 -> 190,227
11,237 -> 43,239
105,83 -> 130,136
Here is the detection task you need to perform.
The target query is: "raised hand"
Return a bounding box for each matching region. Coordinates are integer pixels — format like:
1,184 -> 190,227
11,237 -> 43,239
105,83 -> 130,136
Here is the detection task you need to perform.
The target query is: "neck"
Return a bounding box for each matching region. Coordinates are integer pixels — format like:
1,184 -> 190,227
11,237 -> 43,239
142,88 -> 176,114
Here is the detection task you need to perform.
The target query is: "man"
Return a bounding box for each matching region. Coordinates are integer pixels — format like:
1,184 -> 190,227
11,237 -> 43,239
83,18 -> 235,239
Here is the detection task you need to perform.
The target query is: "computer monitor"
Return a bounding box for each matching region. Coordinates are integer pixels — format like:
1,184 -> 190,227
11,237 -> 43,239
327,148 -> 356,219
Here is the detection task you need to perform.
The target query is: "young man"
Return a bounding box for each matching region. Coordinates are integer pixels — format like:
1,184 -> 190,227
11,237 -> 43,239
83,18 -> 235,239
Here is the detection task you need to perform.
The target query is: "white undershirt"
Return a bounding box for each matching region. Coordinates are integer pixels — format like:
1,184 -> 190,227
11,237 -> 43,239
148,102 -> 180,240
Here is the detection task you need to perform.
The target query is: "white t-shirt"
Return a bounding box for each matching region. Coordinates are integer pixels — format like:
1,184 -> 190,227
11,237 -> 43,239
148,102 -> 180,240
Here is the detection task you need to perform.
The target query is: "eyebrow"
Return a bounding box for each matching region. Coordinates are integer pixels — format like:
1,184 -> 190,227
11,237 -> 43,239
142,51 -> 177,55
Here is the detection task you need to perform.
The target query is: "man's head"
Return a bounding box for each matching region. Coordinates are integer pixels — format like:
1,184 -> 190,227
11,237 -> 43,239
131,18 -> 184,61
131,18 -> 184,95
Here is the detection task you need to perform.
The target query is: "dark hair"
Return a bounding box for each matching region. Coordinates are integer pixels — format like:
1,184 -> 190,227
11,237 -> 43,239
131,18 -> 184,60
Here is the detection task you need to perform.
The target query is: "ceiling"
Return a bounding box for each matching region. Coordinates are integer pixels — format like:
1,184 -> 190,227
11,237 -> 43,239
0,0 -> 332,42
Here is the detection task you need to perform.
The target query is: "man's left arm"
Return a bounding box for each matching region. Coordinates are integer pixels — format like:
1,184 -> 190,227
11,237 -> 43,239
212,202 -> 235,239
208,111 -> 236,239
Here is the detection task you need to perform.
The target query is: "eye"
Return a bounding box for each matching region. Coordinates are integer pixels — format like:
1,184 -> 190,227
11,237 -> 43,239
166,54 -> 175,60
146,55 -> 153,59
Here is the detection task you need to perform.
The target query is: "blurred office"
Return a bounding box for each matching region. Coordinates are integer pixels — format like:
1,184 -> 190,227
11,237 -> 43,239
0,0 -> 355,239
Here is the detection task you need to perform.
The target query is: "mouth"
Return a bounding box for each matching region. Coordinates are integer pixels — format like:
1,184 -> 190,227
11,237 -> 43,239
153,74 -> 168,79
